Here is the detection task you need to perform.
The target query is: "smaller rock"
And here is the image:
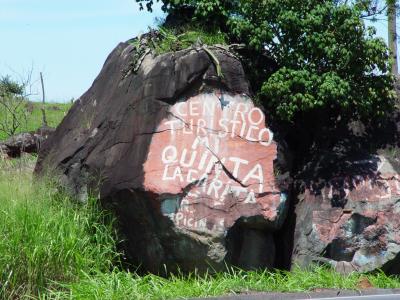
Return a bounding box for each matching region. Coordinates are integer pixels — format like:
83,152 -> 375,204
292,154 -> 400,274
0,127 -> 55,158
4,132 -> 37,156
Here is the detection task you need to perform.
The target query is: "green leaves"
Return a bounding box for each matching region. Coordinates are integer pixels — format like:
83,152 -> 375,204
136,0 -> 395,122
152,26 -> 228,54
0,76 -> 24,96
231,0 -> 394,121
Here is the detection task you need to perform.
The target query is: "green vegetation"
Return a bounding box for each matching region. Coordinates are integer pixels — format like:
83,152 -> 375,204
0,156 -> 118,298
23,102 -> 71,133
153,27 -> 227,54
137,0 -> 395,122
47,266 -> 400,299
0,76 -> 31,138
0,76 -> 24,95
0,101 -> 71,141
1,156 -> 400,299
0,74 -> 71,140
1,3 -> 399,296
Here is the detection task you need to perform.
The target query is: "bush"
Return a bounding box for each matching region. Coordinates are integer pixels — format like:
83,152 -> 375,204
152,26 -> 227,54
0,76 -> 29,137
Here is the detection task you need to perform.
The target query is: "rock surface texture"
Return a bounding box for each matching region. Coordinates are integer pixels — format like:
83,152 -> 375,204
1,126 -> 54,158
35,41 -> 288,273
35,37 -> 400,275
292,151 -> 400,274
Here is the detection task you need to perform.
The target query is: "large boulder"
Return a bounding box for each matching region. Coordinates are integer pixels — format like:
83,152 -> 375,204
35,41 -> 289,273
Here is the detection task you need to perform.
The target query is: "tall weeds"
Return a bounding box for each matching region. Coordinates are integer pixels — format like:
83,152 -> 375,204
0,156 -> 119,298
2,156 -> 400,299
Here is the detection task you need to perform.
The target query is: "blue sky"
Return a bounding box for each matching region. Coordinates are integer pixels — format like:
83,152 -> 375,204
0,0 -> 392,102
0,0 -> 164,102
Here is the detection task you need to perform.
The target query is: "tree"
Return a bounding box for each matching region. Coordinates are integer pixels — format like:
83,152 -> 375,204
387,0 -> 398,75
0,75 -> 31,137
40,72 -> 48,127
137,0 -> 394,122
359,0 -> 398,76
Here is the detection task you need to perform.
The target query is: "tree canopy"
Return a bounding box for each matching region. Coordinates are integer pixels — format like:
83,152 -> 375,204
136,0 -> 394,122
0,76 -> 24,96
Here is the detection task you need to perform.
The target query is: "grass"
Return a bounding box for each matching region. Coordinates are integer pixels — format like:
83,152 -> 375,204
44,267 -> 400,300
0,101 -> 71,141
0,155 -> 118,299
156,27 -> 227,55
131,26 -> 228,56
1,156 -> 400,299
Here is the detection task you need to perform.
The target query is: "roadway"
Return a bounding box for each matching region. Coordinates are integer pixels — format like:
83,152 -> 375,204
192,289 -> 400,300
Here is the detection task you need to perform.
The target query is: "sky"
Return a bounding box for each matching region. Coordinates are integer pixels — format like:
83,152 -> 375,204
0,0 -> 164,102
0,0 -> 394,102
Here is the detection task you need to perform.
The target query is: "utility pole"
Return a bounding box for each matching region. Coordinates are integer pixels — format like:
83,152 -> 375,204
39,72 -> 48,127
388,0 -> 398,75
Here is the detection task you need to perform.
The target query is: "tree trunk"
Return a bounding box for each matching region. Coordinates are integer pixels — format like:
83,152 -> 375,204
388,0 -> 398,75
40,72 -> 48,127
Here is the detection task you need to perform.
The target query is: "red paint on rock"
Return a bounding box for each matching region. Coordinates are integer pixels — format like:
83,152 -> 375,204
143,92 -> 281,232
295,159 -> 400,272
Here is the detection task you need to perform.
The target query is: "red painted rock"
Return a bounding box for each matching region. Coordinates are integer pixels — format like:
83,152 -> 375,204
35,37 -> 288,273
292,154 -> 400,274
144,93 -> 281,232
